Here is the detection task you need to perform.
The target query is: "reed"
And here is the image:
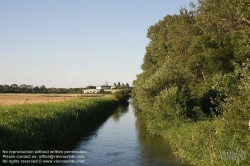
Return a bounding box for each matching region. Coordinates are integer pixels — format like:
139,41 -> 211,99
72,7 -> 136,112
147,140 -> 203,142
142,117 -> 250,166
0,97 -> 117,151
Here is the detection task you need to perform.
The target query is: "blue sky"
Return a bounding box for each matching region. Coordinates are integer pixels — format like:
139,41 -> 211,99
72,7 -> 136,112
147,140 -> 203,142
0,0 -> 197,88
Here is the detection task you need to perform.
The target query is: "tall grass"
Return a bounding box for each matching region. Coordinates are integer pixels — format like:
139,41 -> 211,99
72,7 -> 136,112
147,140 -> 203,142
0,97 -> 117,151
143,118 -> 250,166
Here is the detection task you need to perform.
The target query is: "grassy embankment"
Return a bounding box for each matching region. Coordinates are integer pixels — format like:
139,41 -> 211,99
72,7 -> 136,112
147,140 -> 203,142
143,118 -> 249,166
0,97 -> 117,151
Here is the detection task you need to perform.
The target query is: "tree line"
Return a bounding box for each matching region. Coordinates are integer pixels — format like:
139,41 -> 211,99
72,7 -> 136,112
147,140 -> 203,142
113,82 -> 130,88
0,84 -> 82,94
0,81 -> 131,94
133,0 -> 250,119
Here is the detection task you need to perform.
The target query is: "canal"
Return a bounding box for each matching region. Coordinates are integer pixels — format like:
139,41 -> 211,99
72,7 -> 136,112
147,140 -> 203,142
65,99 -> 187,166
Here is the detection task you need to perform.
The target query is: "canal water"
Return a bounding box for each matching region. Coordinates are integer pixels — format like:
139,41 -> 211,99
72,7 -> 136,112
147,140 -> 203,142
65,99 -> 187,166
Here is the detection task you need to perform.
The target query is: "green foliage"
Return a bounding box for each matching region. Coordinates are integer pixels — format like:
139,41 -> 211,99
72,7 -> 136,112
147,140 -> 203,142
133,0 -> 250,119
0,84 -> 84,94
113,90 -> 130,102
133,0 -> 250,165
153,87 -> 183,121
98,89 -> 105,94
199,89 -> 225,117
221,59 -> 250,126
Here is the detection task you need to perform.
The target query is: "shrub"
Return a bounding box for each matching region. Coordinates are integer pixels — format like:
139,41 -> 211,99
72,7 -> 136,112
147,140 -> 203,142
113,90 -> 130,102
153,86 -> 182,121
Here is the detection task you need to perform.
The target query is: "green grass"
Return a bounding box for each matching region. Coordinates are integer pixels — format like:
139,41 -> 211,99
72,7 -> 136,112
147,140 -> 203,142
0,97 -> 117,151
143,118 -> 250,166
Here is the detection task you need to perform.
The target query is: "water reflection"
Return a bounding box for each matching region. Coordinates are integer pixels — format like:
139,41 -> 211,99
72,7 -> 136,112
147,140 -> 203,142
64,100 -> 187,166
111,102 -> 129,121
135,116 -> 186,166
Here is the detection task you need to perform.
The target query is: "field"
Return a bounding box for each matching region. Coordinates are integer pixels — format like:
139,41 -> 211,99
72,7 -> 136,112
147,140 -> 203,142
0,93 -> 77,106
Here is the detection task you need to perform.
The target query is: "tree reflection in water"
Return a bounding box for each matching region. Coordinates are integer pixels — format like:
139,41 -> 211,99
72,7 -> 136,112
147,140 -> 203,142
135,114 -> 188,166
112,102 -> 129,121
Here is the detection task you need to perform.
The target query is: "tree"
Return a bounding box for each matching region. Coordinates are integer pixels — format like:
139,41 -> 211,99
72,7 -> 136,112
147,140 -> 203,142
40,85 -> 46,93
133,0 -> 250,120
191,0 -> 250,76
40,85 -> 46,89
33,86 -> 40,93
9,84 -> 18,93
98,89 -> 105,94
20,84 -> 27,90
113,90 -> 130,102
117,82 -> 121,87
11,84 -> 18,88
113,83 -> 117,86
3,85 -> 10,92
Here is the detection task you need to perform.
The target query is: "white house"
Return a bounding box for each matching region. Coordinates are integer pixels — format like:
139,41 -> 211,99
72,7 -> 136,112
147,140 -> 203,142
96,85 -> 111,90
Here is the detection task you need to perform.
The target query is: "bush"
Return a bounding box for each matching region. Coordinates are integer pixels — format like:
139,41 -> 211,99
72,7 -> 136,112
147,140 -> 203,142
153,86 -> 182,121
113,90 -> 130,102
98,89 -> 105,94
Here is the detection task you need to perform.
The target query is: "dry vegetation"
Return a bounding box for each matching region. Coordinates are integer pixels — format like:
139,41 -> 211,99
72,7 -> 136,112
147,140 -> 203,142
0,93 -> 77,106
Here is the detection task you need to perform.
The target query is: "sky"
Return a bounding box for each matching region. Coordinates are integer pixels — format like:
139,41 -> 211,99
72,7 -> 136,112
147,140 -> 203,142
0,0 -> 197,88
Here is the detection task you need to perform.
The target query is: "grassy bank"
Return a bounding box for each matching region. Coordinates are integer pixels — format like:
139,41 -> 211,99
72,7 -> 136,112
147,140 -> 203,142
143,117 -> 250,166
0,97 -> 117,151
